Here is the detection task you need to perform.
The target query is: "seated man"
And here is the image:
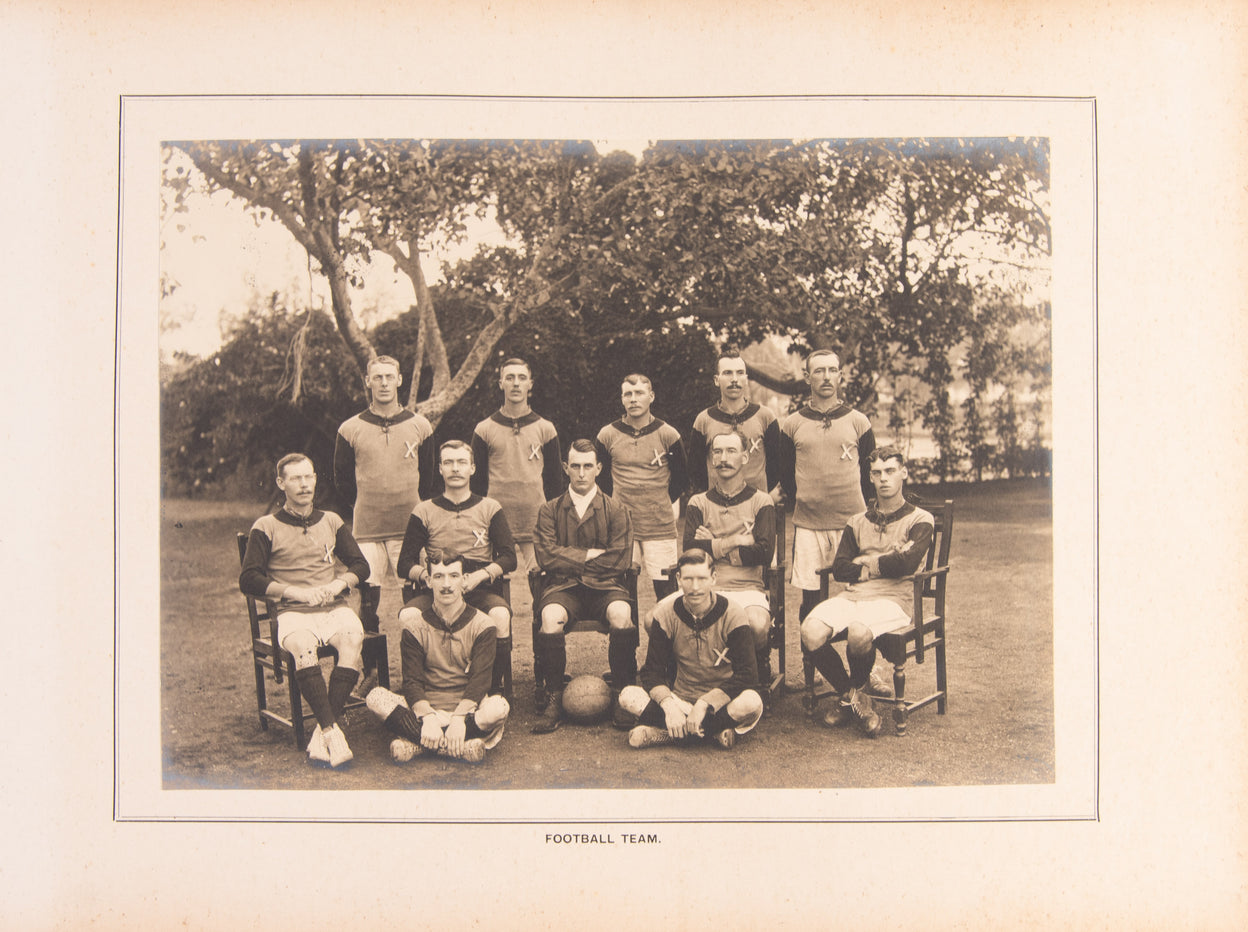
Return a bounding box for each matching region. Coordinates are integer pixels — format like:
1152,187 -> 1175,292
239,453 -> 370,768
799,446 -> 934,737
531,439 -> 635,734
397,440 -> 517,695
682,429 -> 777,693
619,549 -> 763,750
365,552 -> 510,763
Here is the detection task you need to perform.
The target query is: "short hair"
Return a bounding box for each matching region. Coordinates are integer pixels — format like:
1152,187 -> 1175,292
498,357 -> 531,377
425,549 -> 466,572
715,346 -> 746,373
868,445 -> 906,468
439,439 -> 473,463
565,438 -> 598,462
676,548 -> 715,574
621,373 -> 652,390
275,452 -> 312,479
367,355 -> 402,375
805,347 -> 841,371
709,429 -> 747,453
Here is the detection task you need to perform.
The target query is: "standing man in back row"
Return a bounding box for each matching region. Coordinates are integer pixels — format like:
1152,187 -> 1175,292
779,348 -> 876,625
471,357 -> 563,578
334,355 -> 437,662
688,348 -> 782,498
597,373 -> 688,601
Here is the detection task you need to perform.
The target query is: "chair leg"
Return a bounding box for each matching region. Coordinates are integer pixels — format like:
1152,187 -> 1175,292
253,657 -> 269,731
935,634 -> 947,714
366,636 -> 391,690
892,659 -> 907,736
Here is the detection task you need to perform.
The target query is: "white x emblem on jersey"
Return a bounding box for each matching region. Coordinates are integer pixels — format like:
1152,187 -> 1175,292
649,449 -> 666,467
712,647 -> 730,667
840,442 -> 857,461
747,437 -> 762,454
472,528 -> 489,548
404,441 -> 419,459
742,518 -> 755,534
528,444 -> 541,461
322,544 -> 334,563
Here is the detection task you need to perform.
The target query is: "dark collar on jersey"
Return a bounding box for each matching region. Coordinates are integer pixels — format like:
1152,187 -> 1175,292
489,409 -> 542,430
274,508 -> 325,530
674,593 -> 728,632
431,493 -> 484,513
704,402 -> 760,426
705,484 -> 759,508
359,408 -> 417,428
864,499 -> 916,527
798,402 -> 852,424
424,601 -> 478,634
609,417 -> 666,439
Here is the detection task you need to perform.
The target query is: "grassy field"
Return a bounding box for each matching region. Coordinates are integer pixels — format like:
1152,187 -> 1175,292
159,478 -> 1053,791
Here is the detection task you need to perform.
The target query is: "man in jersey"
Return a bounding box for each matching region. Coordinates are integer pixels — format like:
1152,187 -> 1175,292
596,373 -> 688,601
779,348 -> 877,627
618,549 -> 763,750
531,440 -> 635,733
239,453 -> 370,768
688,349 -> 781,497
365,552 -> 509,763
333,355 -> 436,653
396,440 -> 516,696
682,430 -> 778,695
801,446 -> 934,737
470,357 -> 562,578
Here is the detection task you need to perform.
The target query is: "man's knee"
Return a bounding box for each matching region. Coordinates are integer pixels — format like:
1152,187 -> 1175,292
618,685 -> 650,716
727,689 -> 764,728
330,630 -> 364,668
605,600 -> 633,630
845,623 -> 874,656
746,607 -> 772,647
282,630 -> 321,668
364,685 -> 407,720
475,695 -> 510,731
489,606 -> 512,638
799,615 -> 832,653
539,603 -> 568,633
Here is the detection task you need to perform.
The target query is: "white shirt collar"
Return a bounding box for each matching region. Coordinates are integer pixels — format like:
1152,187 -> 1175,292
567,484 -> 598,518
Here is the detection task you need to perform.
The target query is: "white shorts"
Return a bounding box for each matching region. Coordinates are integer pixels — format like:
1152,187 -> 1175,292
790,527 -> 843,591
358,539 -> 404,586
632,538 -> 679,581
720,588 -> 770,614
277,603 -> 364,646
802,596 -> 910,639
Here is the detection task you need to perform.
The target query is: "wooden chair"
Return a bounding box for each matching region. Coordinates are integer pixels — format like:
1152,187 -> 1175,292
528,568 -> 640,693
801,499 -> 953,736
401,576 -> 514,700
236,532 -> 390,749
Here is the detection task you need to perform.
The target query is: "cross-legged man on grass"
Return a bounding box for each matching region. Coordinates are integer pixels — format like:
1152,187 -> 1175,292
531,439 -> 635,733
619,549 -> 763,750
239,453 -> 370,768
800,446 -> 934,737
366,551 -> 510,764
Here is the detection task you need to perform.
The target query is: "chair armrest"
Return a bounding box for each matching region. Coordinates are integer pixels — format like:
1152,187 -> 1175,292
912,565 -> 951,582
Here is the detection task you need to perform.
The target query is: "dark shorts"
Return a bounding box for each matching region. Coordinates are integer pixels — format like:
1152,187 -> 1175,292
540,583 -> 630,625
404,587 -> 508,616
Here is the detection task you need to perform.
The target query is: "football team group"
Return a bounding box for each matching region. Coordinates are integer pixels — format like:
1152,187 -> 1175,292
238,348 -> 936,768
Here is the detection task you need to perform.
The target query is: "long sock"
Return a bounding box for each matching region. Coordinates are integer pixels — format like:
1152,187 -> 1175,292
848,643 -> 878,690
652,577 -> 677,601
295,666 -> 336,729
704,706 -> 736,736
608,628 -> 639,688
807,643 -> 851,694
385,704 -> 422,743
756,647 -> 773,689
491,636 -> 512,695
327,666 -> 360,721
536,632 -> 567,692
